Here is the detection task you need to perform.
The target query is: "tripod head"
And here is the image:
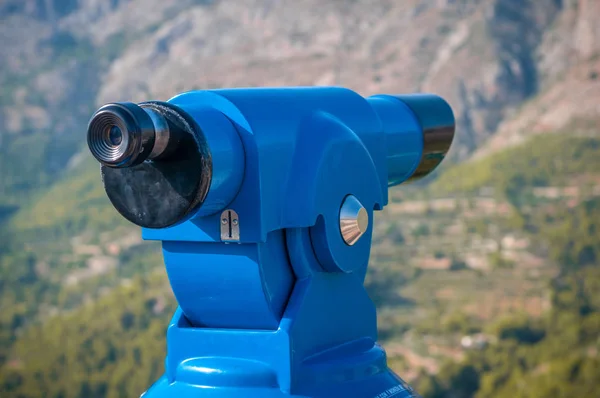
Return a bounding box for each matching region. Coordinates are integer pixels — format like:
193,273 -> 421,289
87,87 -> 454,397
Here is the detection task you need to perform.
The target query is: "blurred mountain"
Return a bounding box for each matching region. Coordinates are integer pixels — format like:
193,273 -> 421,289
1,0 -> 599,203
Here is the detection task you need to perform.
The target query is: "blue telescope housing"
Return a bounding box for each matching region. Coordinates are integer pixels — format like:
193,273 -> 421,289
87,87 -> 455,398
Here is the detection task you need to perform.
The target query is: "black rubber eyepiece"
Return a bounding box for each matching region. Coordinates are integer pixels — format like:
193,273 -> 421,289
87,101 -> 213,229
87,102 -> 156,168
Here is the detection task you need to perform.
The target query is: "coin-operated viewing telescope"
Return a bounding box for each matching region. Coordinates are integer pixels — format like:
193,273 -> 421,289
87,87 -> 454,398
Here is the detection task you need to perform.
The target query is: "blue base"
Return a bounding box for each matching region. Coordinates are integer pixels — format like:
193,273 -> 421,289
144,373 -> 416,398
140,301 -> 421,398
143,354 -> 418,398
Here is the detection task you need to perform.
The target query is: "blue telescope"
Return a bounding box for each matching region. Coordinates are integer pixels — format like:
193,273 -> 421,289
87,87 -> 455,398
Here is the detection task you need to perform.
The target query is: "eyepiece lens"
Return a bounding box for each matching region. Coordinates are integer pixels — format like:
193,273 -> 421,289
106,125 -> 123,146
88,112 -> 129,167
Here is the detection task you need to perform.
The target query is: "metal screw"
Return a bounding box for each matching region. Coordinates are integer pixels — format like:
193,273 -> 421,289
339,195 -> 369,246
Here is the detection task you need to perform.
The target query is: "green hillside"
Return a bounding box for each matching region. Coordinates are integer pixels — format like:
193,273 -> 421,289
432,132 -> 600,271
11,155 -> 127,238
0,273 -> 175,398
412,132 -> 600,397
0,129 -> 598,397
415,242 -> 600,398
0,155 -> 161,373
431,132 -> 600,198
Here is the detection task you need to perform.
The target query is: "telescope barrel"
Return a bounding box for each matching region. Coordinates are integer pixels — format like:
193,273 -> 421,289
86,89 -> 454,229
369,94 -> 455,186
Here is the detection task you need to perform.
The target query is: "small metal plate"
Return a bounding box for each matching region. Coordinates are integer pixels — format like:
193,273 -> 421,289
220,209 -> 240,242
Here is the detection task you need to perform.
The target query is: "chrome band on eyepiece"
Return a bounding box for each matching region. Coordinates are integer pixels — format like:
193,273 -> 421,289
393,94 -> 455,182
143,108 -> 171,160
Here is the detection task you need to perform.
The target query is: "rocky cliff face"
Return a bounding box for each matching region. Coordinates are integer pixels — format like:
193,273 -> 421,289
473,0 -> 600,159
0,0 -> 598,193
92,0 -> 569,159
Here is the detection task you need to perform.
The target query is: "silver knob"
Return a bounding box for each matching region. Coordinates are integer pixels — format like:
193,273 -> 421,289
339,195 -> 369,246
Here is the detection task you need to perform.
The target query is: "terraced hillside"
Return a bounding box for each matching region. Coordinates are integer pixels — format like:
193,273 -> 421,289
1,129 -> 599,397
